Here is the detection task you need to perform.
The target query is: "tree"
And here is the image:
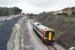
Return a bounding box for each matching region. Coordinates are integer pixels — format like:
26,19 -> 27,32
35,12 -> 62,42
0,7 -> 22,16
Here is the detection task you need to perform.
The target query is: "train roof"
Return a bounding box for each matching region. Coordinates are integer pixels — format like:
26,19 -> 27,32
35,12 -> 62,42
34,22 -> 55,31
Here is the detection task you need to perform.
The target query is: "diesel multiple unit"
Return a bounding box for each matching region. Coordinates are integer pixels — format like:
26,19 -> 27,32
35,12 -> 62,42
31,22 -> 55,44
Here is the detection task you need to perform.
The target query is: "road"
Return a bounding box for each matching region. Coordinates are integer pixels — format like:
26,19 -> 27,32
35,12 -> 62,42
0,16 -> 21,50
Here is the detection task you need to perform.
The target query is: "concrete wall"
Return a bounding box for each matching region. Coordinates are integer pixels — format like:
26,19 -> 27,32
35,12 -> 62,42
7,16 -> 24,50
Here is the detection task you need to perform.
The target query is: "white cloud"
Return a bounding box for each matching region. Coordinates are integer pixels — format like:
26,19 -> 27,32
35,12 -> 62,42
25,0 -> 58,7
0,0 -> 16,5
0,0 -> 75,14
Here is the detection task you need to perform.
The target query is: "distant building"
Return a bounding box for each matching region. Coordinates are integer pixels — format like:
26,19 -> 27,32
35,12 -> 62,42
62,7 -> 72,15
72,7 -> 75,13
62,7 -> 75,15
52,7 -> 75,15
52,10 -> 62,15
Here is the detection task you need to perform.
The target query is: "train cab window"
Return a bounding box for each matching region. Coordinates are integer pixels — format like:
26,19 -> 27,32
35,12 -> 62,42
45,31 -> 55,40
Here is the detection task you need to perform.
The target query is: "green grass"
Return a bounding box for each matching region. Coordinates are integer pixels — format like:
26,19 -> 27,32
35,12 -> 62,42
31,13 -> 75,48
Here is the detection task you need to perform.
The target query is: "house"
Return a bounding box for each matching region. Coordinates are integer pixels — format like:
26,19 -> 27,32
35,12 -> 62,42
62,7 -> 72,15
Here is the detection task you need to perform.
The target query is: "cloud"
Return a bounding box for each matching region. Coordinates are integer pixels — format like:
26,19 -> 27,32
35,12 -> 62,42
25,0 -> 58,7
15,3 -> 44,14
0,0 -> 75,14
0,0 -> 23,5
25,0 -> 75,8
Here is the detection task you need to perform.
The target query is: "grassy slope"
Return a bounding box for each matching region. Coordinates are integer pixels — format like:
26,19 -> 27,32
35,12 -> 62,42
30,13 -> 75,48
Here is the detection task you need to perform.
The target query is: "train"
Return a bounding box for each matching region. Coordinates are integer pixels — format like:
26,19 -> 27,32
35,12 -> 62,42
31,22 -> 55,44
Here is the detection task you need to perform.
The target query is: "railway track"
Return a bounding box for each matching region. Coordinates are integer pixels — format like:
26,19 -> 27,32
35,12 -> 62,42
47,42 -> 67,50
30,20 -> 67,50
47,45 -> 56,50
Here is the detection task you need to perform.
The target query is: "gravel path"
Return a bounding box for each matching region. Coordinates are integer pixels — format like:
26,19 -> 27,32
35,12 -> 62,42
19,16 -> 34,50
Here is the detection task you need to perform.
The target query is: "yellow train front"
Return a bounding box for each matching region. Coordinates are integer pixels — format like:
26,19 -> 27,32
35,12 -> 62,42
32,22 -> 55,44
44,30 -> 55,44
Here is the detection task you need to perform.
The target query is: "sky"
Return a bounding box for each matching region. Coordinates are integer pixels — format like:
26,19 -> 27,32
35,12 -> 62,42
0,0 -> 75,14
